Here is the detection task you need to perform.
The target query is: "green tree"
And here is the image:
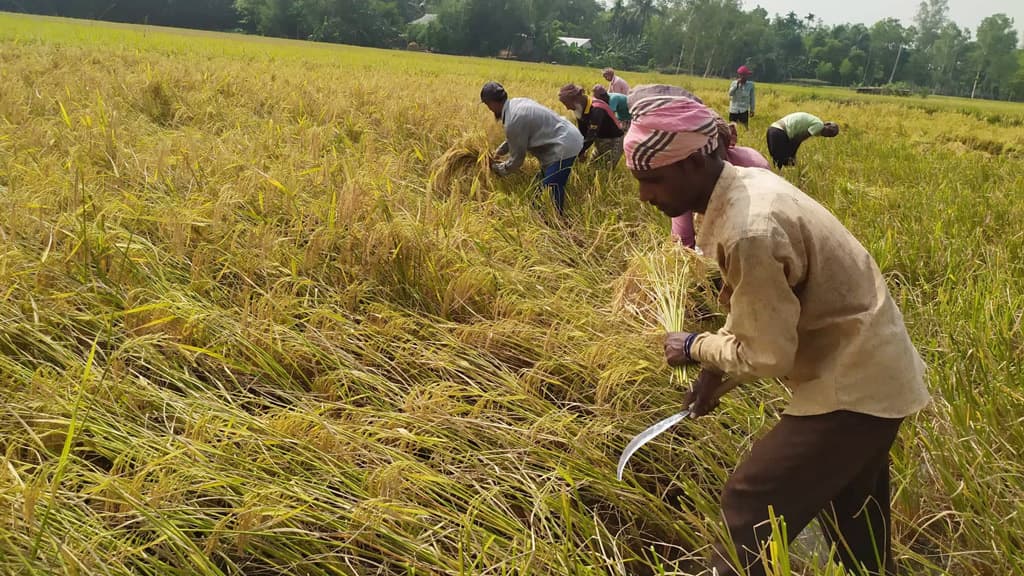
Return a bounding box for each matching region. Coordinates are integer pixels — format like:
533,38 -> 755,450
815,61 -> 837,83
521,0 -> 602,60
930,22 -> 973,94
1009,51 -> 1024,101
427,0 -> 529,56
839,58 -> 861,84
773,12 -> 810,79
1,0 -> 239,30
914,0 -> 948,53
866,18 -> 912,85
970,14 -> 1020,99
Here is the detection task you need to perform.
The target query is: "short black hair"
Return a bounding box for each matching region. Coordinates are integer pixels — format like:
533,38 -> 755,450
480,81 -> 508,103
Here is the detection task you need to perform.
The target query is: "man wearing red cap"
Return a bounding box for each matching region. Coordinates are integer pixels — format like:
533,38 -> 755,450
728,66 -> 755,128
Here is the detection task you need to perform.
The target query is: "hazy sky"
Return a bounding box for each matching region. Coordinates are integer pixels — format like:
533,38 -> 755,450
740,0 -> 1024,37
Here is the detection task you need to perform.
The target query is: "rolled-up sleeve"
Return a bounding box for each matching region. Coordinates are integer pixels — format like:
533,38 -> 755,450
691,232 -> 802,381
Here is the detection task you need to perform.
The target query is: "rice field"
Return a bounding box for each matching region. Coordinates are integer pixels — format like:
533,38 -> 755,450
1,11 -> 1023,576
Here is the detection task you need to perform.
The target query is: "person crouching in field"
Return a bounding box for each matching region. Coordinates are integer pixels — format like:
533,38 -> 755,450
624,95 -> 930,576
592,85 -> 631,132
482,82 -> 583,217
558,84 -> 625,167
766,112 -> 839,169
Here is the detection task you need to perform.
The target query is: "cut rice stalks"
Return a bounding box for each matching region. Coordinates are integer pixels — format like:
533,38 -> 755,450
613,243 -> 718,386
429,135 -> 494,198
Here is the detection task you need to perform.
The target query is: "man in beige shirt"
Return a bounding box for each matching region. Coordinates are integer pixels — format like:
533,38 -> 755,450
624,93 -> 930,575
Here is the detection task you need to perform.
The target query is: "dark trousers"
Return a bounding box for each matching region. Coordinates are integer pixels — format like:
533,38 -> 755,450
536,156 -> 576,216
766,126 -> 799,168
729,111 -> 750,126
713,411 -> 903,576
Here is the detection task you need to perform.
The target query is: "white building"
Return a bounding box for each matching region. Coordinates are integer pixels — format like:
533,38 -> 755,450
557,37 -> 592,50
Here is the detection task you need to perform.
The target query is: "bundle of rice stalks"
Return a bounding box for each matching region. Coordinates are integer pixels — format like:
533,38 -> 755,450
429,136 -> 494,198
612,243 -> 720,383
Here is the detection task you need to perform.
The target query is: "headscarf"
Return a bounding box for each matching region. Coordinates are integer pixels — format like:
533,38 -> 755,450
592,84 -> 609,101
624,96 -> 719,171
559,84 -> 584,101
712,115 -> 734,147
626,84 -> 703,110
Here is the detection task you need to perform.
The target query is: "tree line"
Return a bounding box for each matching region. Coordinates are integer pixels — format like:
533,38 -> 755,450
2,0 -> 1022,101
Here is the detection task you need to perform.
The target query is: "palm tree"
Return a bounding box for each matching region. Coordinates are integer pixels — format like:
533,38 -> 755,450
628,0 -> 658,36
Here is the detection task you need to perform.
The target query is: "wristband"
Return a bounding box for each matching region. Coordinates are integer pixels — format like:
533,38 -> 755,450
683,332 -> 699,362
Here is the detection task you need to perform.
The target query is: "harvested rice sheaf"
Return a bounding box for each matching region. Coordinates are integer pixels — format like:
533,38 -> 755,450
429,136 -> 494,196
612,244 -> 719,332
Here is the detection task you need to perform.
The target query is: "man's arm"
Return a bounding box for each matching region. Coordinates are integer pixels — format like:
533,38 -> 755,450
690,233 -> 803,380
749,84 -> 755,116
804,118 -> 824,139
495,141 -> 510,156
493,119 -> 528,175
578,117 -> 595,156
791,128 -> 816,146
728,80 -> 739,96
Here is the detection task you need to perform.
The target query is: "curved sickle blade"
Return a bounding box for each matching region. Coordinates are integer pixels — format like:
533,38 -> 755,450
616,410 -> 690,481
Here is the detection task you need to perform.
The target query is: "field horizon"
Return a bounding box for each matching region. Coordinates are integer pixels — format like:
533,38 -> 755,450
1,11 -> 1023,576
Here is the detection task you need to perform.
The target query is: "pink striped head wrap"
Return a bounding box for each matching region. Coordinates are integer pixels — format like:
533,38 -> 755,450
624,96 -> 720,171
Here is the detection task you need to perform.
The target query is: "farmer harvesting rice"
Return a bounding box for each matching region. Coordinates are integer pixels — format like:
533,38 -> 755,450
728,65 -> 756,127
625,95 -> 930,576
481,81 -> 583,216
766,111 -> 839,168
558,84 -> 625,167
592,85 -> 631,132
602,67 -> 630,94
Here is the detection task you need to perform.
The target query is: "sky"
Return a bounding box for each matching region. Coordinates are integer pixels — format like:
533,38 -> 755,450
739,0 -> 1024,38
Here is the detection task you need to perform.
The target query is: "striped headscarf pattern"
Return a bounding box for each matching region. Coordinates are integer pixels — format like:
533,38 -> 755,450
624,95 -> 719,171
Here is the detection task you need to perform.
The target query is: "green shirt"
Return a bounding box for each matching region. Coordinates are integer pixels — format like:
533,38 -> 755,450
607,93 -> 631,122
772,112 -> 824,139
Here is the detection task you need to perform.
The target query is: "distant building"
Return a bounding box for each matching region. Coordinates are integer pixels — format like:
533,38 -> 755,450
557,37 -> 592,50
409,13 -> 438,26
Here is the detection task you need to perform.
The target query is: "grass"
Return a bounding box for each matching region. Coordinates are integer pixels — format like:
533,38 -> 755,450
0,10 -> 1023,575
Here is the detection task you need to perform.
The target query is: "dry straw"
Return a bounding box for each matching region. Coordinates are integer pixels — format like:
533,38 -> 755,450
2,12 -> 1023,576
429,134 -> 494,198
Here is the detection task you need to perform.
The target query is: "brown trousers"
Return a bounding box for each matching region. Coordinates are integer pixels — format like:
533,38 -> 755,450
713,411 -> 904,576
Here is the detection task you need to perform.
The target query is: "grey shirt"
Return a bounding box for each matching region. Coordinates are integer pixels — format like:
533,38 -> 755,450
494,98 -> 584,175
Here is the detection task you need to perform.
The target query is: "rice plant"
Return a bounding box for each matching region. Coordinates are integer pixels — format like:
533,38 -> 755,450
0,12 -> 1022,576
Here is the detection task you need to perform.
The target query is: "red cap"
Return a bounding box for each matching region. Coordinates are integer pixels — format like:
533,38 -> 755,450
737,65 -> 752,76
